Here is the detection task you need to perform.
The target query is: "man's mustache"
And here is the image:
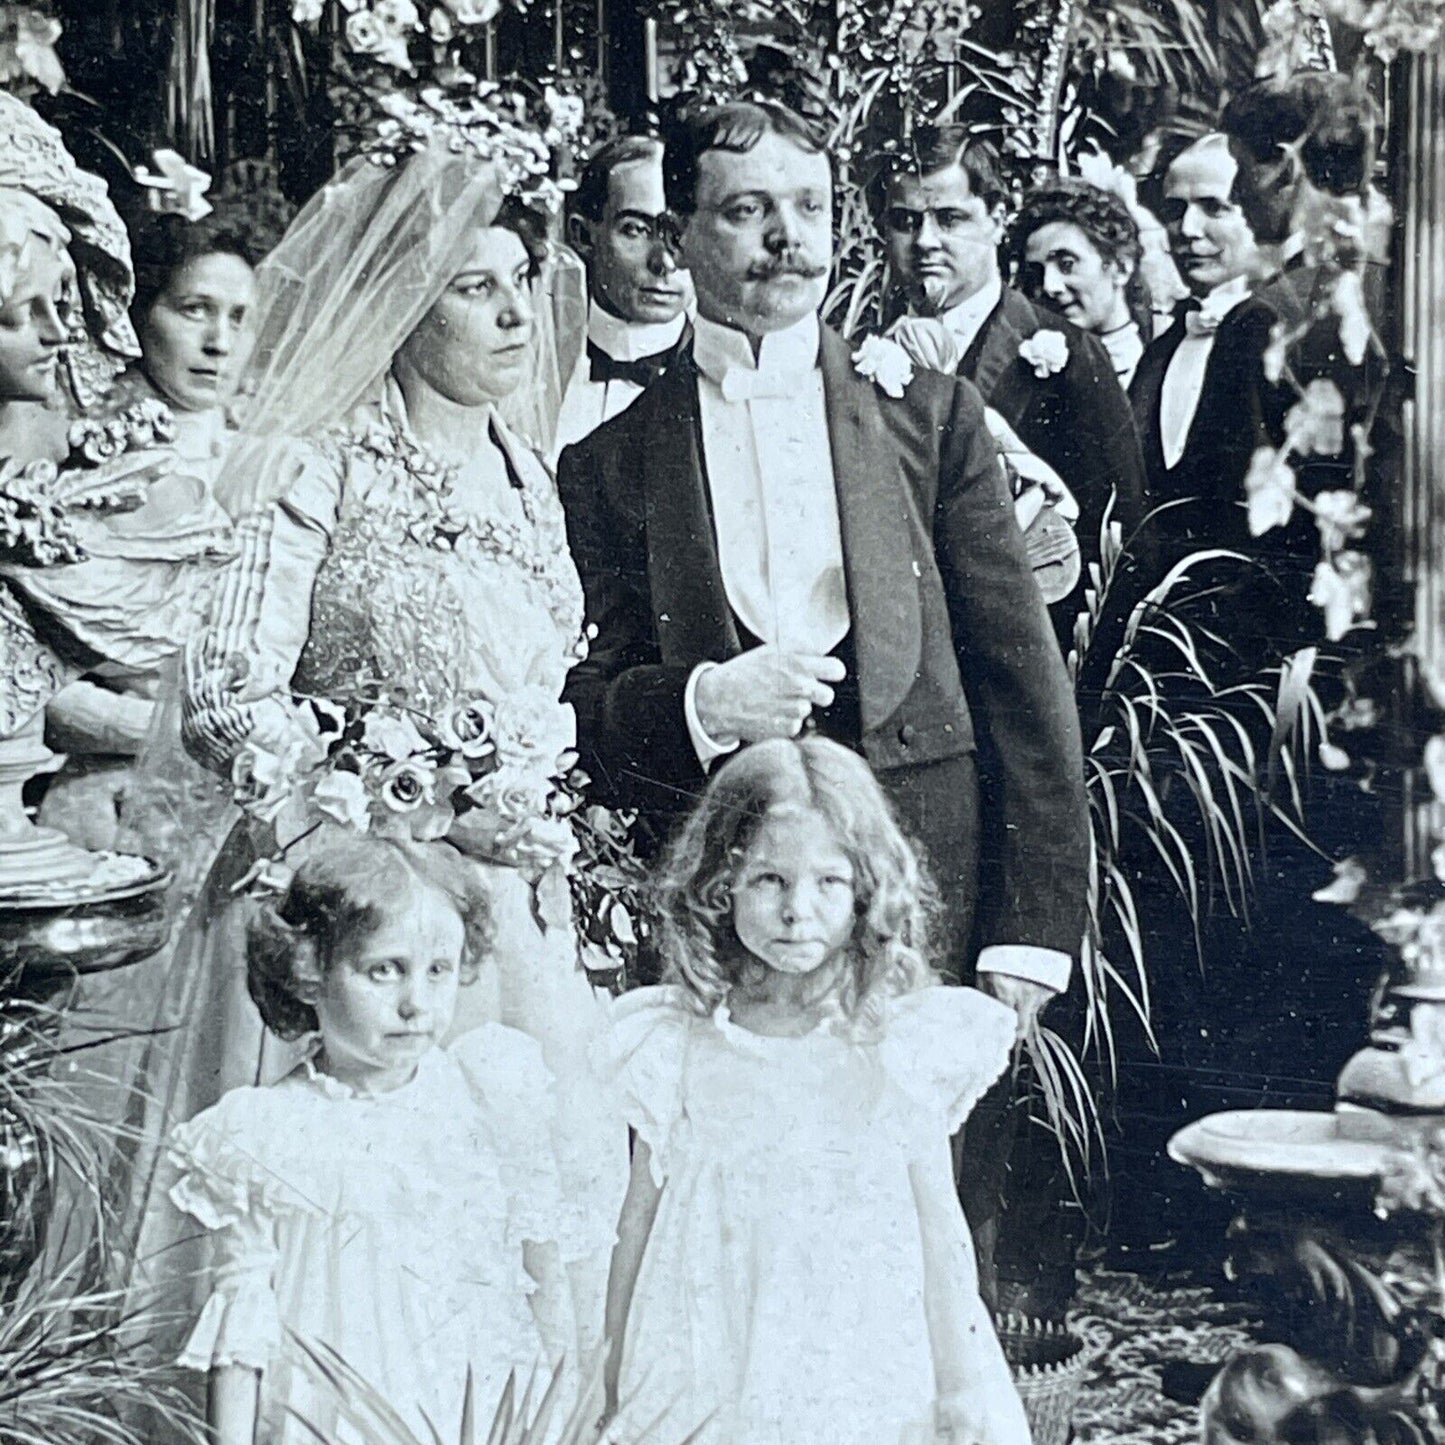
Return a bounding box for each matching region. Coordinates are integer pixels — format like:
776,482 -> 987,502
746,254 -> 829,281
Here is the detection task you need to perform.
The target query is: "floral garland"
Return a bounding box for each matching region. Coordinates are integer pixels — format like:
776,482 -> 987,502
365,86 -> 573,213
290,0 -> 591,212
0,400 -> 177,568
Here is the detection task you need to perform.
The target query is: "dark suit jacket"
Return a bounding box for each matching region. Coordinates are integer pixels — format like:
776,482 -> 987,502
1129,294 -> 1283,548
1129,294 -> 1332,664
958,290 -> 1147,598
557,324 -> 1090,958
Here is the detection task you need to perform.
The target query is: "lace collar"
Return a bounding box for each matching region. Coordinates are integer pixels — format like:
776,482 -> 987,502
346,377 -> 544,540
297,1038 -> 444,1101
335,378 -> 583,638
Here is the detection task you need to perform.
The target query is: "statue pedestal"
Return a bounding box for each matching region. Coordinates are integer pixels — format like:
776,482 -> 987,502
0,716 -> 95,895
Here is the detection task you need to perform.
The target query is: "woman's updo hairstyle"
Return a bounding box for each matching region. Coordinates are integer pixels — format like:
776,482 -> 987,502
492,194 -> 550,280
1011,178 -> 1152,335
246,827 -> 492,1040
127,197 -> 281,329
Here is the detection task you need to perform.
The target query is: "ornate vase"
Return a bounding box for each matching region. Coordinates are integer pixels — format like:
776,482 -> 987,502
0,868 -> 169,1294
0,587 -> 169,1291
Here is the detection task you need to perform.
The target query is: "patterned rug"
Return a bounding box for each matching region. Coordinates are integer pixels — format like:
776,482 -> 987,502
1066,1266 -> 1263,1444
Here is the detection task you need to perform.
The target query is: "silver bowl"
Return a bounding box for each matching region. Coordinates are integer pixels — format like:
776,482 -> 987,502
0,864 -> 172,992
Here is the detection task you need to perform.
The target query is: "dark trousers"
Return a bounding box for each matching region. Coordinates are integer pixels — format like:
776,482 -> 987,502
875,751 -> 981,983
878,752 -> 1024,1307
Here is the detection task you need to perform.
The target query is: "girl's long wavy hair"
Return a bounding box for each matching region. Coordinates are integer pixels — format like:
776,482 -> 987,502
652,738 -> 941,1029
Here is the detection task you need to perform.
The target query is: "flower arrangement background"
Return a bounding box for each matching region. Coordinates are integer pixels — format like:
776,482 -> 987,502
285,0 -> 599,197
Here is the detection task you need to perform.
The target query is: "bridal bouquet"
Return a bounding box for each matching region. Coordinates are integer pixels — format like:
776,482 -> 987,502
230,681 -> 651,975
230,683 -> 576,867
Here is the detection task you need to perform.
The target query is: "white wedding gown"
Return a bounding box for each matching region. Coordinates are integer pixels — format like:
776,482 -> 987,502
124,380 -> 626,1373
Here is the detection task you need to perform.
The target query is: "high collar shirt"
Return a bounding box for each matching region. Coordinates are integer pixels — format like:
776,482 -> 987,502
1159,276 -> 1252,469
1099,320 -> 1145,391
550,304 -> 686,461
935,274 -> 1005,360
690,311 -> 850,658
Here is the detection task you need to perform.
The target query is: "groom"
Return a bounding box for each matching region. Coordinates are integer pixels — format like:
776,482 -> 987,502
557,101 -> 1088,1030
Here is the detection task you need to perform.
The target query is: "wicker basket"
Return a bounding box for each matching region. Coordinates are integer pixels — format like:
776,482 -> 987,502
995,1313 -> 1093,1445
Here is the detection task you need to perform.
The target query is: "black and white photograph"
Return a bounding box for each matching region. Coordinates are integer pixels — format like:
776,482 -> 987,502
0,1 -> 1440,1440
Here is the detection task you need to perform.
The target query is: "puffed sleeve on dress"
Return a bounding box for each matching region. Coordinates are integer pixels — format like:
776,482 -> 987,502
449,1024 -> 588,1264
184,437 -> 344,768
589,985 -> 694,1187
167,1098 -> 285,1373
879,985 -> 1019,1139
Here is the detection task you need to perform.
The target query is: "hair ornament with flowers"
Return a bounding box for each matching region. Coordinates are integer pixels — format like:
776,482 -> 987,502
364,85 -> 575,214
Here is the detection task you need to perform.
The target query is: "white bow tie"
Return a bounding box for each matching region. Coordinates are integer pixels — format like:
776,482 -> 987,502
1183,293 -> 1240,337
717,365 -> 809,404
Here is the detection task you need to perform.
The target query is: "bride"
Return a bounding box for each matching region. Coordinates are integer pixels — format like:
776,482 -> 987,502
122,126 -> 625,1367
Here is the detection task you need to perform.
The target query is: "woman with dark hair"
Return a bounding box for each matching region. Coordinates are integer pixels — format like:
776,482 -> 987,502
1012,178 -> 1152,388
120,205 -> 270,474
26,200 -> 281,854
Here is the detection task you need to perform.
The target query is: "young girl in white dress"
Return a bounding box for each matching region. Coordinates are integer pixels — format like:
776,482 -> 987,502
596,737 -> 1033,1445
167,829 -> 577,1445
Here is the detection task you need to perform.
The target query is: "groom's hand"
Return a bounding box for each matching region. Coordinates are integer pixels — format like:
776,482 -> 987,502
694,647 -> 847,745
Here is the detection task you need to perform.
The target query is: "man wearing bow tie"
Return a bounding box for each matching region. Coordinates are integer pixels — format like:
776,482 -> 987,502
550,136 -> 692,461
559,100 -> 1088,1047
1130,133 -> 1279,553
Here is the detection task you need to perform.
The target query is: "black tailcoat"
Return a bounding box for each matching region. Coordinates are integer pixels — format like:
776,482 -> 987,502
557,324 -> 1090,963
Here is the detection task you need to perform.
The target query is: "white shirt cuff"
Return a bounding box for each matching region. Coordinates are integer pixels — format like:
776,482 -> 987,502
683,662 -> 741,770
976,944 -> 1071,994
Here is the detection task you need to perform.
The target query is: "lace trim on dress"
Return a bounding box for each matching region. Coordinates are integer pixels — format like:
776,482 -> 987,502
177,1279 -> 283,1373
339,407 -> 584,645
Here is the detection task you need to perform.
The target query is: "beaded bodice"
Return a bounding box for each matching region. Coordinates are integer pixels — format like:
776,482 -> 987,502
291,399 -> 585,720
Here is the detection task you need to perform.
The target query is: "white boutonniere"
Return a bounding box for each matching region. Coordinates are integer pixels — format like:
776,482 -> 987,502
1018,329 -> 1069,378
851,335 -> 914,398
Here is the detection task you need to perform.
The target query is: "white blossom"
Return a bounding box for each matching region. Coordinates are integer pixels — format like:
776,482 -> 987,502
1243,446 -> 1296,536
312,771 -> 372,831
444,0 -> 502,21
851,335 -> 915,398
134,149 -> 214,223
1284,378 -> 1347,457
1331,270 -> 1371,367
1308,551 -> 1371,640
1313,489 -> 1371,552
1018,329 -> 1069,378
